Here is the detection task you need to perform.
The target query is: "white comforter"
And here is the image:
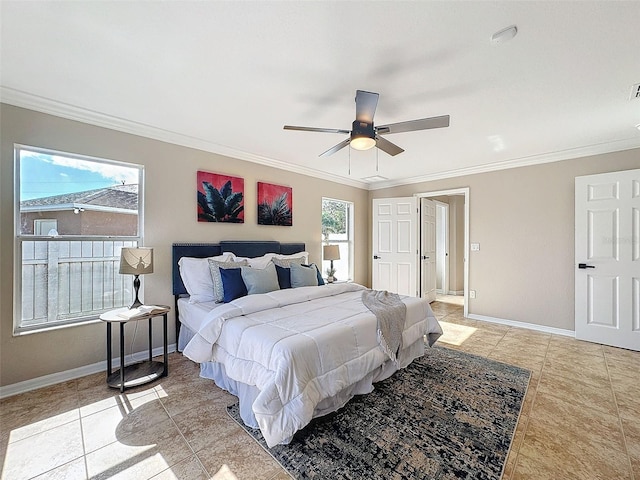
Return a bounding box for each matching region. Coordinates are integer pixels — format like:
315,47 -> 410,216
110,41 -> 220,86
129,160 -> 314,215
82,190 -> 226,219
183,282 -> 442,447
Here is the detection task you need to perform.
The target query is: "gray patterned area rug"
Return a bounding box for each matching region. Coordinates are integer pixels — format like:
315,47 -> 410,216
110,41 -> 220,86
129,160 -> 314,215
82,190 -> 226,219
227,346 -> 530,479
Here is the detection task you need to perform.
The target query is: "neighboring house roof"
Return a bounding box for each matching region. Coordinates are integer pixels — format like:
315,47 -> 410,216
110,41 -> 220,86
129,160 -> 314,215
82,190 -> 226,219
20,184 -> 138,213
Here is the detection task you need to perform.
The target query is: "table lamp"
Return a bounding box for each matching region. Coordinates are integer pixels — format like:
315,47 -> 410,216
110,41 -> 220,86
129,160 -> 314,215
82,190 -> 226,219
119,247 -> 154,309
323,245 -> 341,282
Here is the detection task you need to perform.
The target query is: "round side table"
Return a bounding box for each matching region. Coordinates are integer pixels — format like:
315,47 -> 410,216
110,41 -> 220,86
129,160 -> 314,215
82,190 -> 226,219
99,306 -> 170,392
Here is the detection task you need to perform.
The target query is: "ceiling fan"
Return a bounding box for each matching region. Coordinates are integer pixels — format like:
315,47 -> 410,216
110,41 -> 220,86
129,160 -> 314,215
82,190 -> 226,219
284,90 -> 450,157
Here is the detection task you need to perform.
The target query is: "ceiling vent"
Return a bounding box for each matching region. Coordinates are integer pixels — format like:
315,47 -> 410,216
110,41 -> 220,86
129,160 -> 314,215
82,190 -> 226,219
361,175 -> 388,182
630,83 -> 640,100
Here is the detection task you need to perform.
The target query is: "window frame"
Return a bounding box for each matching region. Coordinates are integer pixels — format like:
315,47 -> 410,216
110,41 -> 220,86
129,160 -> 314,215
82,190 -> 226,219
13,144 -> 145,335
321,197 -> 354,282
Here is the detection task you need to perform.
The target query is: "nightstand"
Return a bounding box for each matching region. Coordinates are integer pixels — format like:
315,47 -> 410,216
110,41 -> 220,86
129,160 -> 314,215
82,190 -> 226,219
99,306 -> 170,392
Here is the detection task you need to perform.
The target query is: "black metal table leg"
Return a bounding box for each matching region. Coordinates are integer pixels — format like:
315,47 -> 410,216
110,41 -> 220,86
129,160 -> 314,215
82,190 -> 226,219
163,312 -> 168,377
148,317 -> 153,362
119,322 -> 125,393
106,321 -> 112,378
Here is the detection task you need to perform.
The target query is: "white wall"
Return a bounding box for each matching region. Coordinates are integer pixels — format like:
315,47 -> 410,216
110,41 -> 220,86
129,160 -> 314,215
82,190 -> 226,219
0,104 -> 369,387
3,102 -> 639,388
369,148 -> 640,331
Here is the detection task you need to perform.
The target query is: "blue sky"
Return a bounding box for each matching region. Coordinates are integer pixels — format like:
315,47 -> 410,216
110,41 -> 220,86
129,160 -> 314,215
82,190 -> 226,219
20,150 -> 139,201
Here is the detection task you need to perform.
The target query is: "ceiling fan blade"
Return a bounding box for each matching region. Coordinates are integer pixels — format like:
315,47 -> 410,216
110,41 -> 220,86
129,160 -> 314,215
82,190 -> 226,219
376,115 -> 450,135
319,138 -> 350,157
355,90 -> 379,123
375,135 -> 404,156
284,125 -> 350,134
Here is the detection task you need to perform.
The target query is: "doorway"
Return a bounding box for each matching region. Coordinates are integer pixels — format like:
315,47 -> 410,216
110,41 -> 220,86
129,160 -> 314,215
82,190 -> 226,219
417,188 -> 469,317
435,201 -> 449,295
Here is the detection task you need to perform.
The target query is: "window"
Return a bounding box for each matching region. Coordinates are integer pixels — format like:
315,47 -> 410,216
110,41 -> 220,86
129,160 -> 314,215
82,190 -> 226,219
33,219 -> 58,236
15,145 -> 143,333
321,198 -> 354,282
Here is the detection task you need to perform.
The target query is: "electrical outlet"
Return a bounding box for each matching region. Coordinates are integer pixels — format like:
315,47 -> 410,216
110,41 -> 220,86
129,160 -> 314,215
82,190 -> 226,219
471,243 -> 480,251
469,290 -> 476,299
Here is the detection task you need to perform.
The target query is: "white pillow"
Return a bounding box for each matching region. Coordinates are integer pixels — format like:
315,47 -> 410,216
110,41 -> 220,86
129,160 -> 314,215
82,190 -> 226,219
273,251 -> 309,263
241,263 -> 280,294
271,256 -> 306,268
246,253 -> 277,270
178,253 -> 233,303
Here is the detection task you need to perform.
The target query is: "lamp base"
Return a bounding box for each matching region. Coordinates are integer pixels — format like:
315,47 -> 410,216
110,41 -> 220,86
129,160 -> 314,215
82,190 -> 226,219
129,275 -> 143,309
329,260 -> 337,282
129,300 -> 143,309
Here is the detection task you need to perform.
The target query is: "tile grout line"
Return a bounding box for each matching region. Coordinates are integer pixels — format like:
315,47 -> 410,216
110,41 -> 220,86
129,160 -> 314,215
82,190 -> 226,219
159,389 -> 212,479
506,332 -> 551,479
485,325 -> 516,480
76,379 -> 91,480
25,380 -> 88,479
603,349 -> 636,480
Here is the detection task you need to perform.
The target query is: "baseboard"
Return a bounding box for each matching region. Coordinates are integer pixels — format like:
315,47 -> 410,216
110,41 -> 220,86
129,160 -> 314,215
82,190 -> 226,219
467,314 -> 575,338
0,343 -> 178,399
447,290 -> 464,296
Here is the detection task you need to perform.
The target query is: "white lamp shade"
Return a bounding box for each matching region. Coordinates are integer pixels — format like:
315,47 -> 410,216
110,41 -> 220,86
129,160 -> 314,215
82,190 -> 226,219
323,245 -> 341,261
119,247 -> 154,275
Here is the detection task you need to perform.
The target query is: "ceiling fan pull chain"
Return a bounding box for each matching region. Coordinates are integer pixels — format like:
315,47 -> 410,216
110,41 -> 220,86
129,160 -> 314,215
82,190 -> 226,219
348,146 -> 351,175
376,146 -> 379,172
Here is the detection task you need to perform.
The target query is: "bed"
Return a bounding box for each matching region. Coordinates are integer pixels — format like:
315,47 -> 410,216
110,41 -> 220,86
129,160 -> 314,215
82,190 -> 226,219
172,241 -> 443,447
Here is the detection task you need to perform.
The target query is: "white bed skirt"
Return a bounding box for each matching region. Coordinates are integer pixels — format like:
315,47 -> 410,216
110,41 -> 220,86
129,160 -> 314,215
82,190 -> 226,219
177,324 -> 196,352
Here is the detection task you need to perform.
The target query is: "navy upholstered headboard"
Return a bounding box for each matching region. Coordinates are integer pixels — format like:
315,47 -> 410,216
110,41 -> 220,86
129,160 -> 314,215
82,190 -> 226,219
172,241 -> 306,296
171,241 -> 306,349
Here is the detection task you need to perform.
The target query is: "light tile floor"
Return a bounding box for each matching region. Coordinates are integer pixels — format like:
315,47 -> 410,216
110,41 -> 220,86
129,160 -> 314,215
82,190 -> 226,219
1,301 -> 638,479
429,301 -> 640,480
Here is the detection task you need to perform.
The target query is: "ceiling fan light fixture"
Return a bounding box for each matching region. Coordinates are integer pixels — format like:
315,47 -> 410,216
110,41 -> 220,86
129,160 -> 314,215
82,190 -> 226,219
350,120 -> 376,150
350,135 -> 376,150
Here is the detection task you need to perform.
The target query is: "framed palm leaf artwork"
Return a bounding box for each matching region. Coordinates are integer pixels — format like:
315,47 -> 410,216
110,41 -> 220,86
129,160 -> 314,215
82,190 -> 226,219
197,171 -> 244,223
257,182 -> 293,226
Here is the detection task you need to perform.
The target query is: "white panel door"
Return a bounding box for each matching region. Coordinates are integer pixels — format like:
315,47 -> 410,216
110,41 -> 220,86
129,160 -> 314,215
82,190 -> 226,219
575,168 -> 640,351
372,197 -> 418,296
421,198 -> 437,302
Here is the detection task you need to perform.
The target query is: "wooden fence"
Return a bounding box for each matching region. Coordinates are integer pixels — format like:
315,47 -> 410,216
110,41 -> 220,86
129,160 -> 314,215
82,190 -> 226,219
21,240 -> 136,327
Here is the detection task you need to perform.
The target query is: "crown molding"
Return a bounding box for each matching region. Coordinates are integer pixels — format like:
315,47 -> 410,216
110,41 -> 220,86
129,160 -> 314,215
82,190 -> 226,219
0,87 -> 369,190
368,136 -> 640,190
4,87 -> 639,193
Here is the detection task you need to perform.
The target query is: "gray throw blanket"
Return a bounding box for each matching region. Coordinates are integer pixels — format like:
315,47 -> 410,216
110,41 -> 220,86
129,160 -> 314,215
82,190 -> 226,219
362,289 -> 407,364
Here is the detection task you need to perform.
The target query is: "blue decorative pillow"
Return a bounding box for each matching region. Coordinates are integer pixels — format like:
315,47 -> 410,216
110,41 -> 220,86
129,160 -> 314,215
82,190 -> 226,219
290,262 -> 319,288
219,267 -> 247,302
275,264 -> 292,289
208,258 -> 249,302
241,263 -> 280,295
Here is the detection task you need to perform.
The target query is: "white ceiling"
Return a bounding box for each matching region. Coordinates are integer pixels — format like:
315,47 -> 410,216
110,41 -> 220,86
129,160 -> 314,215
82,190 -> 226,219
2,1 -> 639,190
